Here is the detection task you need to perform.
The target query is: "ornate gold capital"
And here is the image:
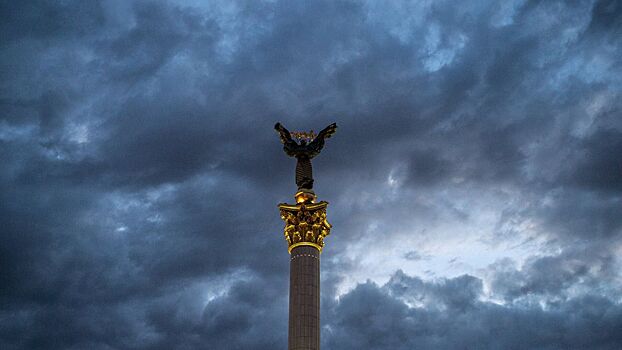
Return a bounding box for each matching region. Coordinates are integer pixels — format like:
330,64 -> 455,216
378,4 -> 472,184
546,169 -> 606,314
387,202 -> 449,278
278,201 -> 332,253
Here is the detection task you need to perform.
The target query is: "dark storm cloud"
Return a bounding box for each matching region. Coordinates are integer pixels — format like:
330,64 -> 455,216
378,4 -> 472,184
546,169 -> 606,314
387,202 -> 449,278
386,270 -> 483,311
0,1 -> 105,41
1,0 -> 621,349
487,247 -> 618,302
567,128 -> 622,192
588,0 -> 622,34
324,270 -> 622,350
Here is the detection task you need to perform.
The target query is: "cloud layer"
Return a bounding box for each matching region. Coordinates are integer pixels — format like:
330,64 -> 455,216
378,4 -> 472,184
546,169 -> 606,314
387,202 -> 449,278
1,0 -> 621,349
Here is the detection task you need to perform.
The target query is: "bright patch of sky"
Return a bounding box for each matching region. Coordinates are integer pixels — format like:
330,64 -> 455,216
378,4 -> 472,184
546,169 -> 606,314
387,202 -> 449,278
490,0 -> 526,28
422,25 -> 466,72
201,268 -> 255,306
330,184 -> 554,297
363,0 -> 432,44
0,121 -> 37,141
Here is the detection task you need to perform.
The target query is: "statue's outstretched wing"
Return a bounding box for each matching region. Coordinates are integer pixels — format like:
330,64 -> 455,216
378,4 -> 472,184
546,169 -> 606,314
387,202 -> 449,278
275,122 -> 298,156
307,122 -> 337,156
316,123 -> 337,140
275,122 -> 293,144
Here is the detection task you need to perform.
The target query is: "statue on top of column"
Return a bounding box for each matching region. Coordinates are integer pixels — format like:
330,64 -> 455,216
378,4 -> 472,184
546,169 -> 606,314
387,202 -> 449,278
274,122 -> 337,190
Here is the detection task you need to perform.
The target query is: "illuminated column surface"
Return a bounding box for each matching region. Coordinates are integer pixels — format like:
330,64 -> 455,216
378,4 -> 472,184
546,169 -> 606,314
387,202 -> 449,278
279,199 -> 332,350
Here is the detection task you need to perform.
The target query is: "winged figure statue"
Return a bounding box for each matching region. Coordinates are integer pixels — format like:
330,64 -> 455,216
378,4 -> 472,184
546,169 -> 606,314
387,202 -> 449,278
274,122 -> 337,190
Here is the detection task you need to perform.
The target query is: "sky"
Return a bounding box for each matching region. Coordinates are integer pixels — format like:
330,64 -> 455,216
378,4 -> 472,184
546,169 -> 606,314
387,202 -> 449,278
1,0 -> 621,349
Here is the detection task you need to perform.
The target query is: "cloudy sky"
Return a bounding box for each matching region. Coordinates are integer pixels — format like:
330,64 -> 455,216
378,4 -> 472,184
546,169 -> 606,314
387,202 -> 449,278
1,0 -> 621,349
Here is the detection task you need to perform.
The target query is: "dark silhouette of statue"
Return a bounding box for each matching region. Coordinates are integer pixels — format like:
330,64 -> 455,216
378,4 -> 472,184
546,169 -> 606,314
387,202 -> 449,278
275,122 -> 337,190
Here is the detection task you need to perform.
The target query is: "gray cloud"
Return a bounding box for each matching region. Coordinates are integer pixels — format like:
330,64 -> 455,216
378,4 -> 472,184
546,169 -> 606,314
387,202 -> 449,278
325,271 -> 622,350
1,0 -> 621,349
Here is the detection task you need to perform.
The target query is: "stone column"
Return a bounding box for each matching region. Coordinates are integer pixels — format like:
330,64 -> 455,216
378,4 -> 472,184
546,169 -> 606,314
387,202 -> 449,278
288,245 -> 320,350
278,200 -> 331,350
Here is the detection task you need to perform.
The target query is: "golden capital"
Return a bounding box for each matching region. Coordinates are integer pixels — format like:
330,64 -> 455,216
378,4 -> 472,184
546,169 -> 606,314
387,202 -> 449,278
278,201 -> 332,253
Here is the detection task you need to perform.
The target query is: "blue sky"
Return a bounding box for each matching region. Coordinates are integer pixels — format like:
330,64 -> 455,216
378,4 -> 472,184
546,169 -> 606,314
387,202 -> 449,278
1,0 -> 621,349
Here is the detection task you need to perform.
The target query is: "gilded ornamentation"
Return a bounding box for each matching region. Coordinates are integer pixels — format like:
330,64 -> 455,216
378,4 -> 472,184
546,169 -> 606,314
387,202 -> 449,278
278,201 -> 332,253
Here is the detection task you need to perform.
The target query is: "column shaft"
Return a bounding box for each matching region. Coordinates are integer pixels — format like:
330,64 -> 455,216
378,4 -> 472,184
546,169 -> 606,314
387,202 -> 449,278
288,246 -> 320,350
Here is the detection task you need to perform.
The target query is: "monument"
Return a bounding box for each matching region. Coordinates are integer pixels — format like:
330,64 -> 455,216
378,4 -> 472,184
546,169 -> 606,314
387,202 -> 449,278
275,122 -> 337,350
